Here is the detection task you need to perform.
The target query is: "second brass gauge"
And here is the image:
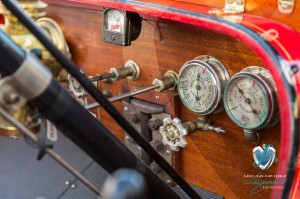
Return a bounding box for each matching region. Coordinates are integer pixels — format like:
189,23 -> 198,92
178,55 -> 230,115
223,66 -> 279,130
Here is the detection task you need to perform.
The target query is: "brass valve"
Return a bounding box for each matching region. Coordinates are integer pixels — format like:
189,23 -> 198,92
159,116 -> 225,151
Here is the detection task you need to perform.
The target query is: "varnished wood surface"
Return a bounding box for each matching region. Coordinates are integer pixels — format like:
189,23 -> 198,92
45,5 -> 281,199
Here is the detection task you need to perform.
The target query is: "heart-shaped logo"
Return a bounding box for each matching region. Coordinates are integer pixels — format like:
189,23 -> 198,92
253,144 -> 278,170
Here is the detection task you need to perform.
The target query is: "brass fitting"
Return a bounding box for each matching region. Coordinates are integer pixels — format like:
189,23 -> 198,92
159,116 -> 225,151
152,70 -> 178,92
109,60 -> 140,81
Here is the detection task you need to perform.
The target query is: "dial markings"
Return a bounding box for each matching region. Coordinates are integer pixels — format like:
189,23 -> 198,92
225,76 -> 268,129
178,63 -> 217,114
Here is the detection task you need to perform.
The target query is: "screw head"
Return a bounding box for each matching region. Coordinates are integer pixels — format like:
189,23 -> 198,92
4,92 -> 20,105
166,180 -> 171,185
291,64 -> 299,74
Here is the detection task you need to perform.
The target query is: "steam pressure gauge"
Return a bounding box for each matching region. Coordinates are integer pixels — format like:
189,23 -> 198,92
223,66 -> 279,130
178,55 -> 230,115
102,8 -> 141,46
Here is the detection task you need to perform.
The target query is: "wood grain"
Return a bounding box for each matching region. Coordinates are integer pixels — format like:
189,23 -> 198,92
45,5 -> 281,199
43,0 -> 300,32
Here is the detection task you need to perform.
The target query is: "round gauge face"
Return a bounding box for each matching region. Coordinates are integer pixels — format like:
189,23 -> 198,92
178,63 -> 218,114
224,75 -> 269,129
104,9 -> 124,33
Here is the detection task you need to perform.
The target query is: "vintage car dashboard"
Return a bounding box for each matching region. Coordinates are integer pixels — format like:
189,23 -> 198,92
0,0 -> 299,199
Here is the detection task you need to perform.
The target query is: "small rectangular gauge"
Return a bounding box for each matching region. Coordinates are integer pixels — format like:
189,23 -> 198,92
102,8 -> 141,46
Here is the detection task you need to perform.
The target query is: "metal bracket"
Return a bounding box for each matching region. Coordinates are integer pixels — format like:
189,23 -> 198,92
0,52 -> 51,111
150,113 -> 175,186
224,0 -> 245,13
208,0 -> 244,18
123,100 -> 175,186
278,0 -> 295,14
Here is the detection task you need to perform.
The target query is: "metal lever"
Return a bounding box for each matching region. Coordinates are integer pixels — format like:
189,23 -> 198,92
0,107 -> 102,196
85,70 -> 178,110
159,116 -> 225,151
68,61 -> 140,97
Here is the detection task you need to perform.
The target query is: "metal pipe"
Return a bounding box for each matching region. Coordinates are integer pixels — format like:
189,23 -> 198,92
0,1 -> 201,198
86,84 -> 159,110
0,107 -> 102,196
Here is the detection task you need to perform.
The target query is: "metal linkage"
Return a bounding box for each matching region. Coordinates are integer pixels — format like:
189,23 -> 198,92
86,84 -> 159,110
0,107 -> 102,196
89,73 -> 115,81
85,70 -> 178,110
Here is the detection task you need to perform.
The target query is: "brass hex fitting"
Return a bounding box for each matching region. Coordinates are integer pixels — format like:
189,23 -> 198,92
152,70 -> 178,92
109,60 -> 140,81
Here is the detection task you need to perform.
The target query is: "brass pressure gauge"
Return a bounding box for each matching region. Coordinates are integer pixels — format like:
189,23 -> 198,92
178,55 -> 230,115
224,66 -> 279,130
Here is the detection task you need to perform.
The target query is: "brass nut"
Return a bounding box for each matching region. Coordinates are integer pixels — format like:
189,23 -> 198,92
164,70 -> 178,91
109,68 -> 120,81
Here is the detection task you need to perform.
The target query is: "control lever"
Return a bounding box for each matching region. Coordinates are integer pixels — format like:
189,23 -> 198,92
85,70 -> 178,110
68,60 -> 140,97
159,116 -> 225,151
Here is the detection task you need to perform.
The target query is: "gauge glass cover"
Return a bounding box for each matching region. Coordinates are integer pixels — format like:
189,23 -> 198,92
178,63 -> 218,114
224,75 -> 269,129
104,9 -> 124,33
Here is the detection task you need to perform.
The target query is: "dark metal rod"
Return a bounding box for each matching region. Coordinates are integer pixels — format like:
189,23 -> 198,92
0,30 -> 179,198
89,73 -> 115,82
85,84 -> 160,109
1,1 -> 201,198
0,107 -> 101,196
46,149 -> 102,195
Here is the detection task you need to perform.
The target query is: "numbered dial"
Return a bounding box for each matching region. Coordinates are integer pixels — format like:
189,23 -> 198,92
104,9 -> 124,33
224,66 -> 279,130
178,56 -> 230,115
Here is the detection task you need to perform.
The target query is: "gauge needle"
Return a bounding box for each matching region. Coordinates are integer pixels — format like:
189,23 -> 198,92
195,70 -> 201,101
235,84 -> 262,121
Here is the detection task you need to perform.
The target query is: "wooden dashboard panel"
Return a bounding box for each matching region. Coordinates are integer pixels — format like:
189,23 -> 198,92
45,4 -> 281,199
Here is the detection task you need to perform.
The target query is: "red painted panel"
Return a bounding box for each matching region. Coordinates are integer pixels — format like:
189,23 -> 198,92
0,15 -> 4,24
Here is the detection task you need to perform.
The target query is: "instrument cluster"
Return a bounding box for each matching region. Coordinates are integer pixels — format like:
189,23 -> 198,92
173,55 -> 279,144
